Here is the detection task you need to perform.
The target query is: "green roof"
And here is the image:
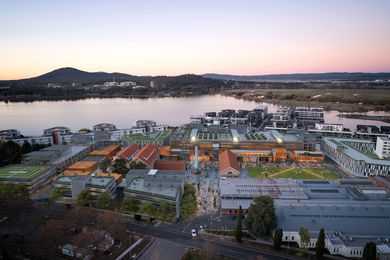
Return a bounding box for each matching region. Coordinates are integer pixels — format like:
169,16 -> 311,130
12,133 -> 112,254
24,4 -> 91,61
0,165 -> 51,182
124,130 -> 171,142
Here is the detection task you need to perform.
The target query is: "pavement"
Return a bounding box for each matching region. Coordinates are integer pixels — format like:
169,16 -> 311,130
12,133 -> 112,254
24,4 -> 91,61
139,239 -> 189,260
125,218 -> 296,260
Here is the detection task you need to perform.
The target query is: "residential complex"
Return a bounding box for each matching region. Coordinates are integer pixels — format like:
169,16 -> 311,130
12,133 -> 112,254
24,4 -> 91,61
321,137 -> 390,177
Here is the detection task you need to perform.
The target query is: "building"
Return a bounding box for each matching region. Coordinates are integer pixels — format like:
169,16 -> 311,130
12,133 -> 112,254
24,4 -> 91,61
355,125 -> 389,142
220,178 -> 307,216
376,136 -> 390,159
219,150 -> 240,177
153,160 -> 186,172
134,120 -> 168,132
64,161 -> 98,176
124,169 -> 184,218
89,144 -> 121,158
22,145 -> 91,173
0,165 -> 56,194
321,137 -> 390,177
43,126 -> 72,144
275,179 -> 390,258
116,145 -> 140,162
0,129 -> 21,139
308,123 -> 353,142
190,106 -> 268,128
53,175 -> 117,200
93,123 -> 117,132
294,107 -> 324,123
7,136 -> 53,146
132,144 -> 160,168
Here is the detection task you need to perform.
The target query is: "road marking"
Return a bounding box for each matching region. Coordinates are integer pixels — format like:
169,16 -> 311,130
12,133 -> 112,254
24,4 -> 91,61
182,220 -> 192,232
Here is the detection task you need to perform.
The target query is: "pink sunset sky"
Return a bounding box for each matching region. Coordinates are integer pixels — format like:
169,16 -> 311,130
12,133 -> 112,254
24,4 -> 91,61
0,0 -> 389,79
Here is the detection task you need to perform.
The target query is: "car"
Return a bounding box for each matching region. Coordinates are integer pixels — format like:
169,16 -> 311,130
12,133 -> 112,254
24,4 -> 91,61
0,217 -> 8,223
191,229 -> 197,238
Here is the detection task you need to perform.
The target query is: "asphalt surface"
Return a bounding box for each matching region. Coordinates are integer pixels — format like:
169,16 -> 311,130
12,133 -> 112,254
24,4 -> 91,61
125,219 -> 297,260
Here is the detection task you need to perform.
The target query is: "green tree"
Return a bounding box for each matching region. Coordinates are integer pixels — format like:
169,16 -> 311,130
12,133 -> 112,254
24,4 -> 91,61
12,184 -> 29,199
362,242 -> 376,260
96,192 -> 112,209
99,158 -> 111,171
315,228 -> 325,259
129,161 -> 146,169
140,201 -> 157,218
246,196 -> 277,238
0,140 -> 22,166
273,228 -> 283,251
77,190 -> 91,206
180,184 -> 197,219
159,202 -> 175,221
299,226 -> 311,248
235,205 -> 243,242
21,141 -> 32,154
49,188 -> 63,201
122,197 -> 138,213
113,158 -> 129,175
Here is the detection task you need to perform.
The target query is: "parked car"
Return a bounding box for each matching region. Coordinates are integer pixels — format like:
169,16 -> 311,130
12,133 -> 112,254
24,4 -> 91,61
0,217 -> 8,223
191,229 -> 197,238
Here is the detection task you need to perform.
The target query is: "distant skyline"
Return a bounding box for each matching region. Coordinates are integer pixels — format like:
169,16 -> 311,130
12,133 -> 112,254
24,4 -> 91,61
1,0 -> 390,80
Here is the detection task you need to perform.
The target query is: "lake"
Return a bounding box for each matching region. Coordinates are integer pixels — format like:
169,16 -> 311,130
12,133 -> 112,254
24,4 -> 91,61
0,94 -> 389,136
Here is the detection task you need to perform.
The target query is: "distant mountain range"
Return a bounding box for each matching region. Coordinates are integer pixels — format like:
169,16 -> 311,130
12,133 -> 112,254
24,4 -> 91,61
0,67 -> 222,87
2,68 -> 390,86
202,72 -> 390,81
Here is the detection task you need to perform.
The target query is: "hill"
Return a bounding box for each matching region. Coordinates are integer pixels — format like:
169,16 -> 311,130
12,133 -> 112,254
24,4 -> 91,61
2,67 -> 140,84
203,72 -> 390,81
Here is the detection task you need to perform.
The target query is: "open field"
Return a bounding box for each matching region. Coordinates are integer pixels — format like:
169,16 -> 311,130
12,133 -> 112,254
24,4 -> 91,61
0,165 -> 50,181
248,166 -> 340,180
224,88 -> 390,112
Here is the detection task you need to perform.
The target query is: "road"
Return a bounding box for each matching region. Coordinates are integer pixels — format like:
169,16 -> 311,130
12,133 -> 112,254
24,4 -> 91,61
124,218 -> 297,260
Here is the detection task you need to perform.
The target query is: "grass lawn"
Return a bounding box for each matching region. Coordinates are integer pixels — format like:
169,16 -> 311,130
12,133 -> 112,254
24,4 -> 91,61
124,130 -> 171,142
248,166 -> 339,180
0,165 -> 50,181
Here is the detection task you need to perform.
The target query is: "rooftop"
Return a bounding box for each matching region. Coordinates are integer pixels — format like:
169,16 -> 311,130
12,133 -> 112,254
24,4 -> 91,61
0,165 -> 52,182
219,150 -> 240,173
153,160 -> 186,171
275,199 -> 390,237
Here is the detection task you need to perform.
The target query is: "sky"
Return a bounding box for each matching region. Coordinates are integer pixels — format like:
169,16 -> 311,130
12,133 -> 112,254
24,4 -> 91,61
0,0 -> 389,79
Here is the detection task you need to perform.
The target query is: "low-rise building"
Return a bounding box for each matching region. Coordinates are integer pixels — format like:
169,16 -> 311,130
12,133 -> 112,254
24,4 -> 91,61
93,123 -> 117,132
64,161 -> 97,176
116,144 -> 140,162
53,175 -> 117,200
219,150 -> 240,177
132,144 -> 160,168
89,144 -> 121,158
124,169 -> 184,218
375,136 -> 390,159
22,145 -> 90,173
0,165 -> 56,194
321,137 -> 390,177
308,123 -> 353,142
153,160 -> 186,172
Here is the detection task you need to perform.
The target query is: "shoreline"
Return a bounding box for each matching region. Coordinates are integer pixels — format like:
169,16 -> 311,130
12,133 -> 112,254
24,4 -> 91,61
222,92 -> 390,113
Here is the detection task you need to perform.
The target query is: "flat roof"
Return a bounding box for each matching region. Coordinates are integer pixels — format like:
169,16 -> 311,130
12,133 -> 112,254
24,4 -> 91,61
275,199 -> 390,237
126,177 -> 179,199
0,165 -> 52,182
220,178 -> 307,199
67,161 -> 97,170
324,138 -> 390,165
